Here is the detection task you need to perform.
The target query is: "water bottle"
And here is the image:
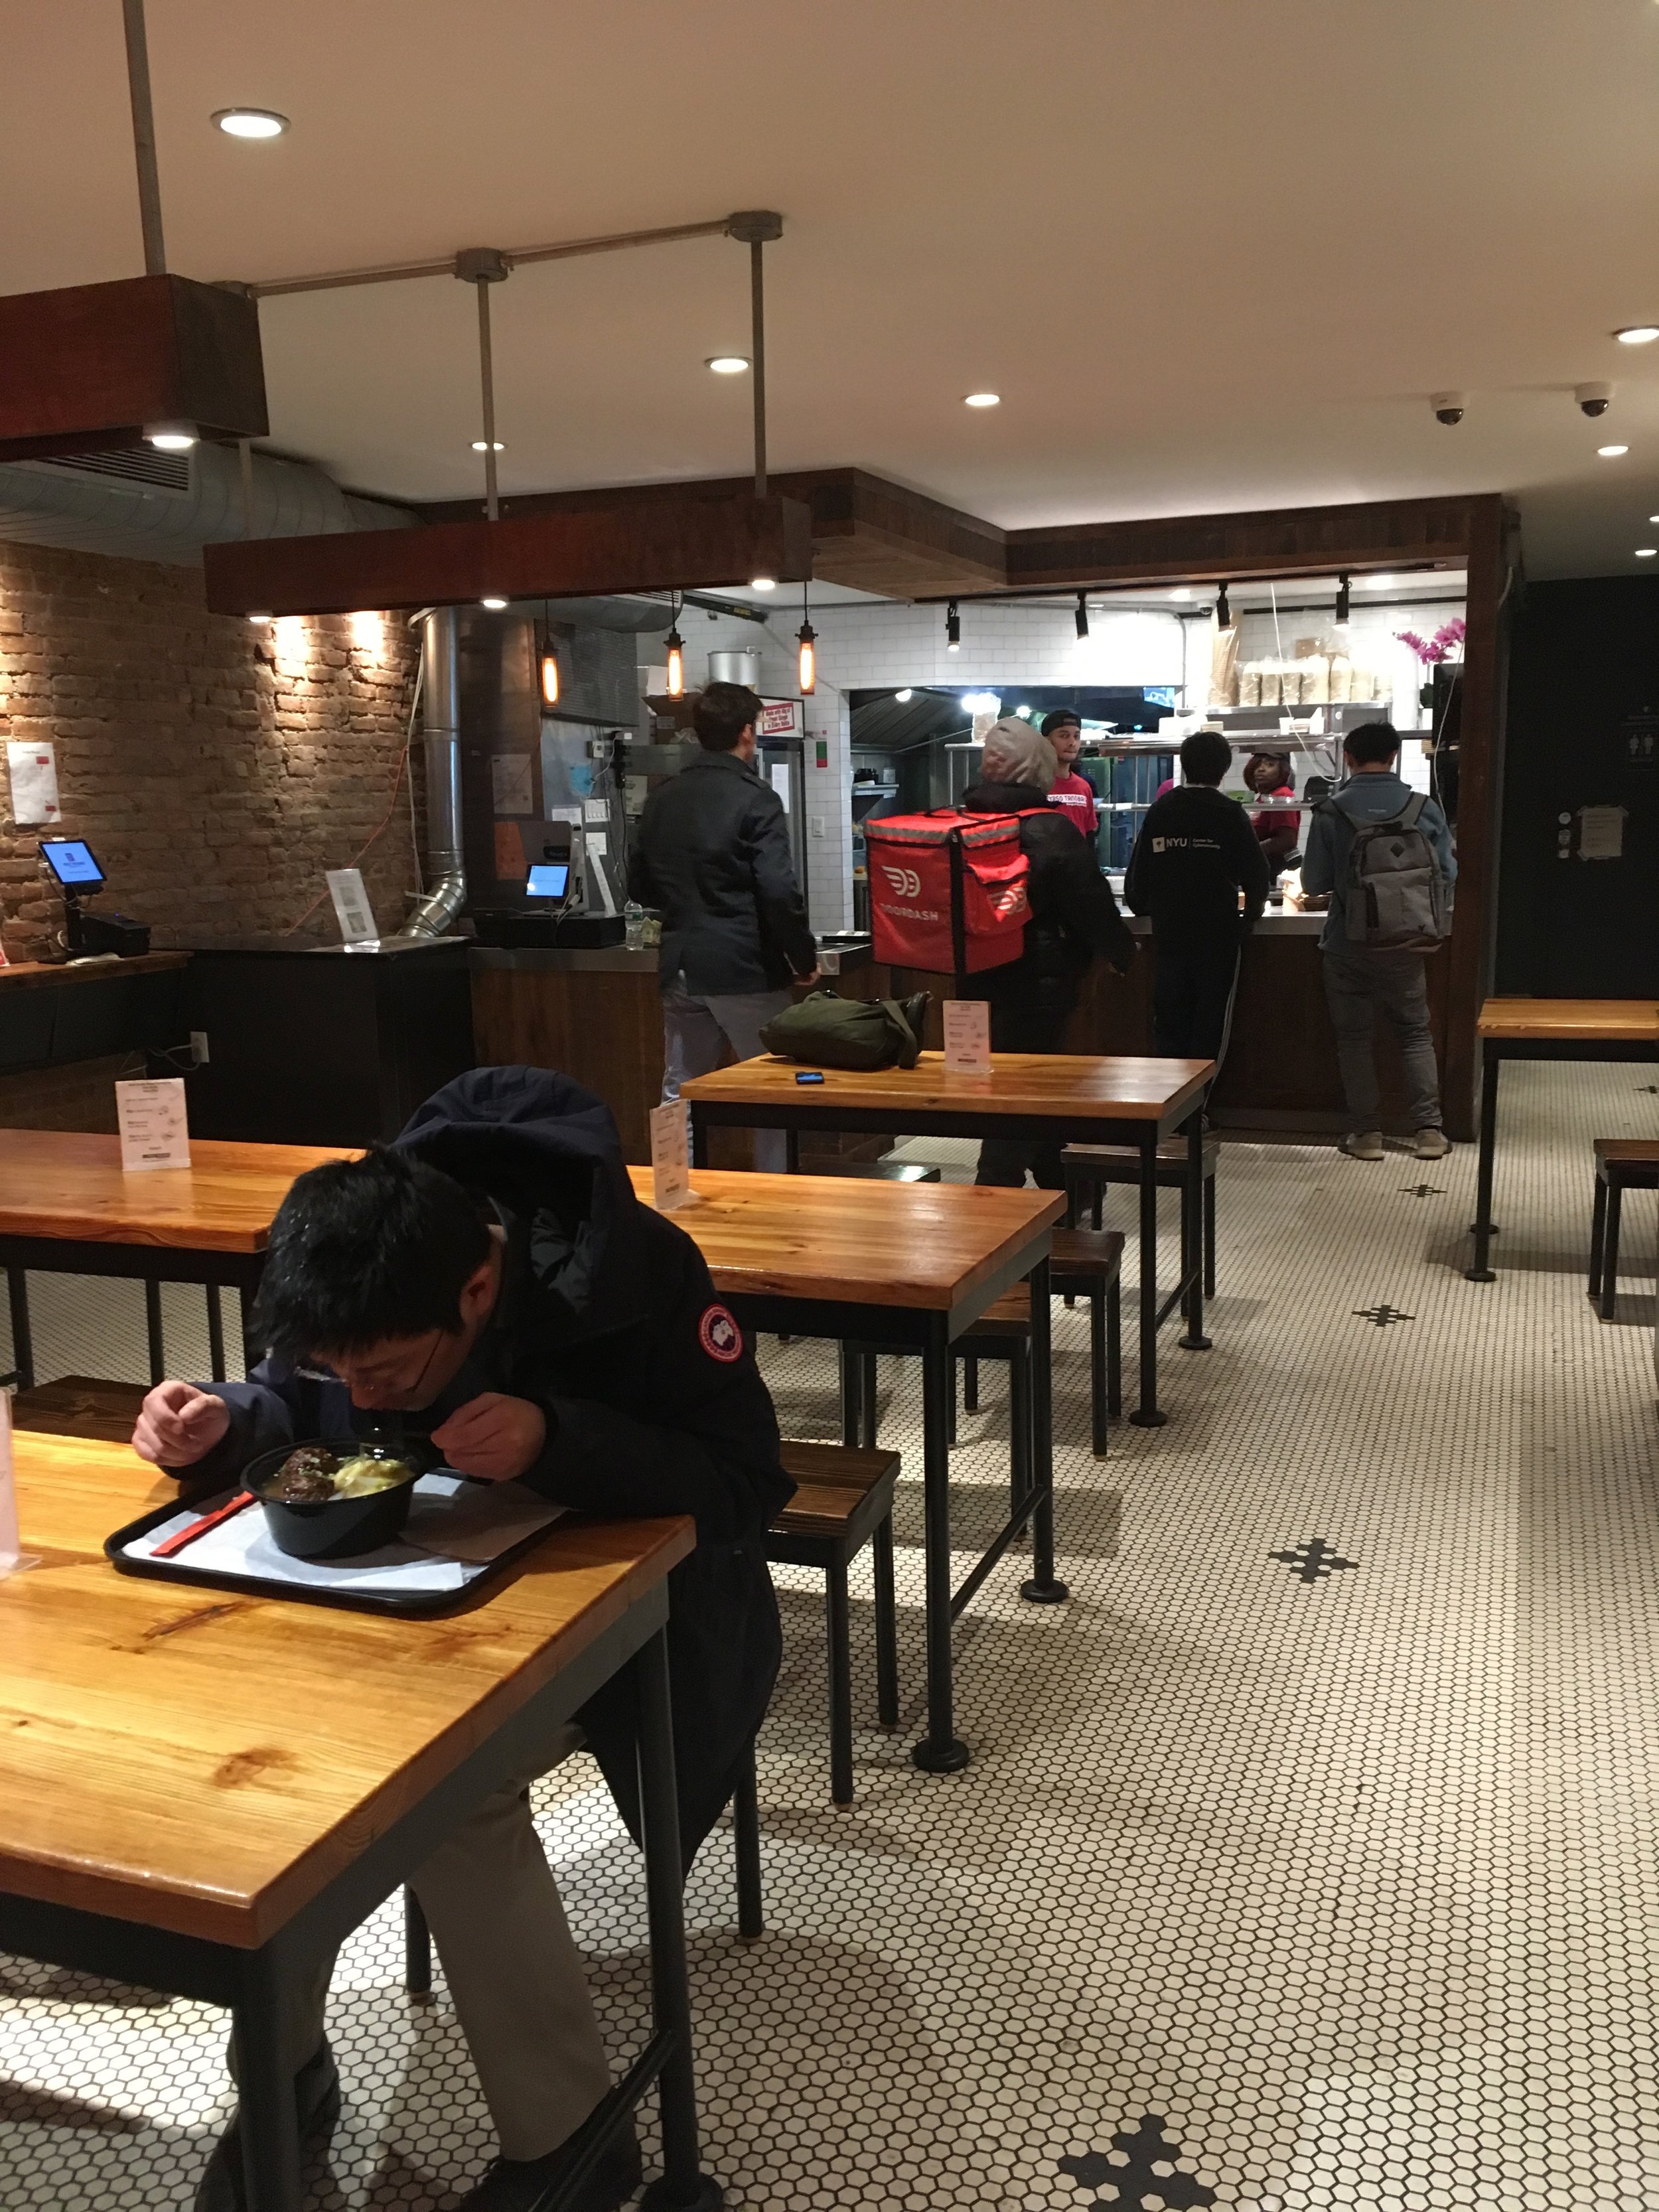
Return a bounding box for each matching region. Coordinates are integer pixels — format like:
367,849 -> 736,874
624,900 -> 646,951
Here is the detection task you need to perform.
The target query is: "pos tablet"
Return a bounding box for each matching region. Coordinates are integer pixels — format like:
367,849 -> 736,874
38,838 -> 106,890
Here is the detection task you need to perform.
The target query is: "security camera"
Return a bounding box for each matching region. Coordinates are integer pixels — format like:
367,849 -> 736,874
1576,382 -> 1614,417
1431,391 -> 1466,427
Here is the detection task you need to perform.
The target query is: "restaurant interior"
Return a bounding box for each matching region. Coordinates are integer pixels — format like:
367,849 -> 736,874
1,5 -> 1658,2211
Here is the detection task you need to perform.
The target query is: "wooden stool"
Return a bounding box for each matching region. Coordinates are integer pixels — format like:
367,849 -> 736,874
1589,1140 -> 1659,1321
962,1228 -> 1123,1459
768,1439 -> 902,1805
1062,1137 -> 1220,1298
11,1374 -> 147,1442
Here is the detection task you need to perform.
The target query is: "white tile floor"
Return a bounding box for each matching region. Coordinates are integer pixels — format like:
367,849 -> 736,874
1,1063 -> 1656,2210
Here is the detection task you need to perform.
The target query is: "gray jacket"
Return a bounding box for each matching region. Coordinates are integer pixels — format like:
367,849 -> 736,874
628,748 -> 817,995
1300,771 -> 1456,951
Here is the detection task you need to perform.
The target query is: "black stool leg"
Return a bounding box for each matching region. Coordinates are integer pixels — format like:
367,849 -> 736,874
963,1353 -> 979,1414
404,1887 -> 433,1996
1088,1287 -> 1108,1459
1204,1173 -> 1217,1299
143,1279 -> 165,1386
1600,1184 -> 1623,1322
7,1267 -> 35,1389
733,1741 -> 764,1939
871,1516 -> 899,1730
827,1556 -> 854,1804
1589,1175 -> 1607,1300
948,1357 -> 959,1446
1009,1342 -> 1032,1522
859,1351 -> 877,1451
839,1343 -> 863,1448
206,1285 -> 227,1383
1106,1276 -> 1123,1418
1092,1182 -> 1103,1232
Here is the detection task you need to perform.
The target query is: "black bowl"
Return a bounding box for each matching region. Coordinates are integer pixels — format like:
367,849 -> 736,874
244,1437 -> 437,1562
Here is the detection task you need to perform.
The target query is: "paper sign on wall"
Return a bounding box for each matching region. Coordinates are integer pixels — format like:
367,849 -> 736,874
6,739 -> 60,825
942,997 -> 993,1076
491,754 -> 533,817
650,1101 -> 695,1213
1577,804 -> 1627,861
492,822 -> 528,881
758,698 -> 800,737
116,1077 -> 190,1171
325,867 -> 379,945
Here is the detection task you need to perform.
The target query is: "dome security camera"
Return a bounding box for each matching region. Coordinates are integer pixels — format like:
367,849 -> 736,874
1431,391 -> 1466,427
1576,382 -> 1614,418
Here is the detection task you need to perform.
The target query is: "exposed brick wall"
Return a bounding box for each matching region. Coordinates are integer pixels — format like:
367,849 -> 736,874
0,1053 -> 129,1132
0,540 -> 423,962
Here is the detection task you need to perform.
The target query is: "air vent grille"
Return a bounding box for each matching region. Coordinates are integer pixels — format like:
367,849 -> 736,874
35,447 -> 191,492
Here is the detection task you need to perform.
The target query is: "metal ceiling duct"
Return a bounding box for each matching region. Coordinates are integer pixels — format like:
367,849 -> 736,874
397,607 -> 467,940
0,441 -> 412,565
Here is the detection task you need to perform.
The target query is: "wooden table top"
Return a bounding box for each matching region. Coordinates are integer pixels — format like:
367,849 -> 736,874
0,1130 -> 354,1252
630,1165 -> 1063,1309
0,952 -> 190,993
1478,997 -> 1659,1043
0,1434 -> 693,1947
681,1051 -> 1214,1124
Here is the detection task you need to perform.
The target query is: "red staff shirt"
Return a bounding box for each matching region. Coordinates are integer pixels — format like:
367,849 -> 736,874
1048,771 -> 1099,838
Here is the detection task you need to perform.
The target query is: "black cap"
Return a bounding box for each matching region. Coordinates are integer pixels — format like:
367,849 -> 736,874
1040,709 -> 1082,738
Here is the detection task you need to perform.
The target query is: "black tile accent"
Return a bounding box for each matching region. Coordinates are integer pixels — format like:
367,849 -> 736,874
1060,2114 -> 1219,2207
1269,1538 -> 1359,1585
1400,1183 -> 1444,1198
1354,1303 -> 1415,1326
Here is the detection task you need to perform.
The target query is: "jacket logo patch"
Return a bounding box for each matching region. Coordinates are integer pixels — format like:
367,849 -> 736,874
699,1303 -> 743,1363
881,863 -> 924,898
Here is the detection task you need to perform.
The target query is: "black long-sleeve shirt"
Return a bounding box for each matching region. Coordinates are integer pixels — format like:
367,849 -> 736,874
1124,782 -> 1271,953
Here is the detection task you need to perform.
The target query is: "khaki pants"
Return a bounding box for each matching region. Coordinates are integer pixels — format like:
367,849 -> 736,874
233,1725 -> 613,2163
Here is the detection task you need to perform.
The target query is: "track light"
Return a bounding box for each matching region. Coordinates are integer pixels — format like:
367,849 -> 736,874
1215,583 -> 1230,627
1074,592 -> 1090,640
664,612 -> 685,700
1335,573 -> 1351,625
946,601 -> 961,653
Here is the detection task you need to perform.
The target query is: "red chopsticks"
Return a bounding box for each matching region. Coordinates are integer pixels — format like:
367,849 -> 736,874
152,1491 -> 256,1560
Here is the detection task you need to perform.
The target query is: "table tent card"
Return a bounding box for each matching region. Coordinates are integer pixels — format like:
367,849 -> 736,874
650,1100 -> 695,1211
942,997 -> 993,1076
115,1077 -> 190,1171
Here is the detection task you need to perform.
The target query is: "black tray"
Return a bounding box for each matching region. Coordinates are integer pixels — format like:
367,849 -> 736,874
104,1481 -> 563,1618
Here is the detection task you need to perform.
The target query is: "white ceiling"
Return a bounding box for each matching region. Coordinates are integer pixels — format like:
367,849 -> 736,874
7,0 -> 1659,581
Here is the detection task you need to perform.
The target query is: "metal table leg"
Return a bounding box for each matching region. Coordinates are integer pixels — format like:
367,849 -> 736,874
1021,1255 -> 1066,1603
636,1627 -> 725,2212
1129,1124 -> 1165,1426
206,1284 -> 227,1382
912,1319 -> 970,1773
239,1284 -> 261,1375
6,1267 -> 35,1389
1179,1110 -> 1212,1352
143,1279 -> 165,1385
233,1947 -> 303,2212
1466,1051 -> 1500,1282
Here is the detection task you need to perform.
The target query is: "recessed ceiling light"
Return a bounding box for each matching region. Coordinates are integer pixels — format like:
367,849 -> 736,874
246,612 -> 272,624
1637,548 -> 1658,558
964,392 -> 1001,408
1366,573 -> 1395,588
894,688 -> 913,702
1598,444 -> 1629,457
213,108 -> 289,139
1169,587 -> 1192,601
749,576 -> 776,591
470,439 -> 505,453
480,596 -> 508,611
1615,326 -> 1659,345
706,355 -> 750,374
143,420 -> 196,451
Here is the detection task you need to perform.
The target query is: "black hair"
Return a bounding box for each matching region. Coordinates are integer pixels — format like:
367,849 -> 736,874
1344,719 -> 1402,767
693,681 -> 762,752
1179,729 -> 1231,785
1244,749 -> 1294,792
1040,709 -> 1082,738
253,1146 -> 494,1361
1303,774 -> 1334,802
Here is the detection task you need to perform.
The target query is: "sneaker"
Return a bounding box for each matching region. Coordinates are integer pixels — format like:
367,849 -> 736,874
458,2117 -> 643,2212
194,2042 -> 340,2211
1340,1130 -> 1384,1161
1411,1126 -> 1452,1159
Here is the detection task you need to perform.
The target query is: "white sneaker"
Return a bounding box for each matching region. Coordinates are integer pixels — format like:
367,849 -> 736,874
1411,1126 -> 1451,1160
1340,1130 -> 1385,1161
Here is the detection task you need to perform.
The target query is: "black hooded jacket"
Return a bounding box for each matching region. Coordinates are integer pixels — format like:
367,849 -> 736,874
961,778 -> 1135,997
186,1066 -> 793,1858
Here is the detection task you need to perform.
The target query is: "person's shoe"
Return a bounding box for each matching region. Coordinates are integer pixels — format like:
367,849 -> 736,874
457,2117 -> 642,2212
1411,1126 -> 1452,1159
1340,1130 -> 1384,1161
193,2042 -> 340,2211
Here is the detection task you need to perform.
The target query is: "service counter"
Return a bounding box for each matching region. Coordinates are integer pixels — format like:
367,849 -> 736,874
0,953 -> 192,1130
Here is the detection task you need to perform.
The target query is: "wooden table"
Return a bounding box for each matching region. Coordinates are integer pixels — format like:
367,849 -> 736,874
632,1165 -> 1062,1773
0,1434 -> 715,2212
682,1052 -> 1215,1425
1468,999 -> 1659,1280
0,1130 -> 351,1388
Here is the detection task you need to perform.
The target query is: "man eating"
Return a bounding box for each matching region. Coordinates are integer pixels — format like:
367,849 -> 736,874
133,1064 -> 792,2212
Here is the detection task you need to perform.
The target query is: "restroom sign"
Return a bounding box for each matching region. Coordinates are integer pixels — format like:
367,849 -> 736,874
758,698 -> 801,737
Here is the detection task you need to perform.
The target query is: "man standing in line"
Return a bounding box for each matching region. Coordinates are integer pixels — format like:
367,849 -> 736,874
1125,726 -> 1269,1062
629,680 -> 818,1171
1299,720 -> 1456,1161
1041,709 -> 1100,850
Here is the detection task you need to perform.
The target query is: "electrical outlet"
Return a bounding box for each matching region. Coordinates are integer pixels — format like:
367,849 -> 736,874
189,1031 -> 210,1066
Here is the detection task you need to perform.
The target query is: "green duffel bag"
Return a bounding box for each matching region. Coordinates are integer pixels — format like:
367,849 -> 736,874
759,988 -> 930,1071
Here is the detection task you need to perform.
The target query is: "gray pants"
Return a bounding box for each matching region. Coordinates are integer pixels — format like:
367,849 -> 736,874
232,1724 -> 613,2164
1321,948 -> 1443,1133
662,973 -> 792,1172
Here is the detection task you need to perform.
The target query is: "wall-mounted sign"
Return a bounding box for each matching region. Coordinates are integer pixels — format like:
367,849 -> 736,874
6,739 -> 60,825
759,698 -> 801,738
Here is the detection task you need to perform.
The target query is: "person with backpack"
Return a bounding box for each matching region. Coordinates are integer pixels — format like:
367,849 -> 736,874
962,718 -> 1135,1187
1300,721 -> 1457,1161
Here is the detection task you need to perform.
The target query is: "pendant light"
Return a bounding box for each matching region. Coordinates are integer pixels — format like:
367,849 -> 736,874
796,583 -> 817,694
539,607 -> 560,708
946,600 -> 961,653
1215,581 -> 1231,627
1074,591 -> 1090,640
664,596 -> 685,699
1335,573 -> 1351,625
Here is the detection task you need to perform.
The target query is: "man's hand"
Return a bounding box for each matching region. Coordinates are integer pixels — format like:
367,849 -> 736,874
431,1393 -> 547,1483
796,967 -> 822,990
132,1380 -> 232,1468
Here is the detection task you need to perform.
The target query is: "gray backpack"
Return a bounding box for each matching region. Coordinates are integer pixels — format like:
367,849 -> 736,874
1327,792 -> 1451,952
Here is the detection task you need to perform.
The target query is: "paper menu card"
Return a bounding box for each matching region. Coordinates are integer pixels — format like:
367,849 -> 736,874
325,867 -> 379,946
0,1386 -> 38,1578
650,1100 -> 695,1212
6,738 -> 60,826
942,997 -> 993,1076
116,1077 -> 190,1171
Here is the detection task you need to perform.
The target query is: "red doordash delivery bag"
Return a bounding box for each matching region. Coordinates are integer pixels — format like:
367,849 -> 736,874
865,810 -> 1034,976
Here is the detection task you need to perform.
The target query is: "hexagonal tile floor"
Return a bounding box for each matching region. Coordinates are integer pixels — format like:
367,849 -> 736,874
3,1063 -> 1657,2209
